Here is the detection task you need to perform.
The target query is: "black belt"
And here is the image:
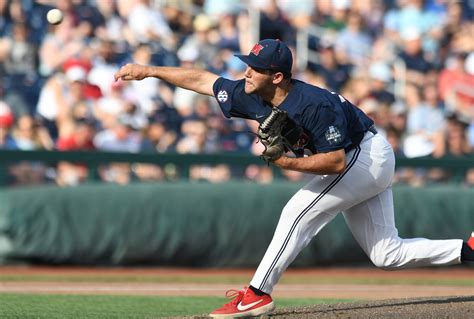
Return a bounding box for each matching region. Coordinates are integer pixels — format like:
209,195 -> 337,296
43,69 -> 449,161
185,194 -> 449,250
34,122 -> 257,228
345,126 -> 377,153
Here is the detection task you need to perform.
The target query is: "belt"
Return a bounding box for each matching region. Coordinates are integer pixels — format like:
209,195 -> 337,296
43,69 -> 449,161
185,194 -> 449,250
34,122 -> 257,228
345,126 -> 377,153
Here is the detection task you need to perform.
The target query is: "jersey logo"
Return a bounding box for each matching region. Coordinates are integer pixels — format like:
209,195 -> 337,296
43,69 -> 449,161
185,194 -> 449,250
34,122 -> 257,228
294,132 -> 309,149
217,90 -> 228,102
251,43 -> 264,56
325,126 -> 342,145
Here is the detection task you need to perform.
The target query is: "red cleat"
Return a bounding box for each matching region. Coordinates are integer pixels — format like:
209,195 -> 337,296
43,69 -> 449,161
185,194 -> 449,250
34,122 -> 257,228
210,287 -> 275,318
467,232 -> 474,250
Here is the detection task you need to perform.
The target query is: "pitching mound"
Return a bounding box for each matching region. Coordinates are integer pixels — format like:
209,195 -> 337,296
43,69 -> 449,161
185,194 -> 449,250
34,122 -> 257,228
270,296 -> 474,318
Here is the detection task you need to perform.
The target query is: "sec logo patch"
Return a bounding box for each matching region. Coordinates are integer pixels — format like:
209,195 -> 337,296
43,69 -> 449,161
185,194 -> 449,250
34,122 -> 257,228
217,90 -> 228,102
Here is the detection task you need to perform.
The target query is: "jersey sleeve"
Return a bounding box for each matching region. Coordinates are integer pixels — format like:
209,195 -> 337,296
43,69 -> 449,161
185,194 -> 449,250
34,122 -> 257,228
301,104 -> 352,153
212,77 -> 257,120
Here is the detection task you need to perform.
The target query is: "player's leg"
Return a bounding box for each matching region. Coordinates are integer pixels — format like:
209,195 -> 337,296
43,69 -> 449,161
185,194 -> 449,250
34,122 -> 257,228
210,147 -> 364,317
249,191 -> 339,294
249,142 -> 378,294
343,188 -> 463,269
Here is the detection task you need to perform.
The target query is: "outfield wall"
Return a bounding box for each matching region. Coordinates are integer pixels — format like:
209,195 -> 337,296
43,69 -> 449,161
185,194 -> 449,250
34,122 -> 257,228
0,182 -> 472,266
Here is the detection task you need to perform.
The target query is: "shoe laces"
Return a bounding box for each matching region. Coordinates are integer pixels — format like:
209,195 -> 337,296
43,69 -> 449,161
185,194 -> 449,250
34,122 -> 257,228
225,287 -> 246,306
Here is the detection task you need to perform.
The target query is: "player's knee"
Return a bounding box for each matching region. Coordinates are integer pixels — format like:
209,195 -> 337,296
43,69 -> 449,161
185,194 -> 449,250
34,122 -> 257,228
371,246 -> 403,270
372,256 -> 400,270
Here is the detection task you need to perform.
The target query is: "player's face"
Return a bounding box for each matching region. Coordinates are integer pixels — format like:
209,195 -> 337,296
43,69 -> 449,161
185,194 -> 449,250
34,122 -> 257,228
243,66 -> 275,95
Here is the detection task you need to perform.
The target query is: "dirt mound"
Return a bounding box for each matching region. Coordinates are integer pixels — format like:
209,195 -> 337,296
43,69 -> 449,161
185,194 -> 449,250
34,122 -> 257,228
271,296 -> 474,319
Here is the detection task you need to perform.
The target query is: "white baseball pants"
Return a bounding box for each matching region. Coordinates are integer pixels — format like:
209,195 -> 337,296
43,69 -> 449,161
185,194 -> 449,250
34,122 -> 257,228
250,132 -> 463,294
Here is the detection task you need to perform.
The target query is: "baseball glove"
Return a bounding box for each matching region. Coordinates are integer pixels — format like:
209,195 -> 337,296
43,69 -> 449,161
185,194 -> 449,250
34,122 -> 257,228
257,107 -> 304,163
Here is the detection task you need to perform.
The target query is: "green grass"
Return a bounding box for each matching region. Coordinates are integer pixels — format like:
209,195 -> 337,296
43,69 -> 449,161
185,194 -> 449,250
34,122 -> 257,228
1,274 -> 473,286
0,293 -> 348,318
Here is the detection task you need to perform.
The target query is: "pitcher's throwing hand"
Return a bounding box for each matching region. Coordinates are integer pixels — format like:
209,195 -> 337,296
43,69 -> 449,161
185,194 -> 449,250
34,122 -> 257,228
114,63 -> 148,81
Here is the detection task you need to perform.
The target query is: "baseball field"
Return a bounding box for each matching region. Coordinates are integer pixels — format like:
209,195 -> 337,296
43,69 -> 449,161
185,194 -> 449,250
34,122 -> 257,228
1,266 -> 473,318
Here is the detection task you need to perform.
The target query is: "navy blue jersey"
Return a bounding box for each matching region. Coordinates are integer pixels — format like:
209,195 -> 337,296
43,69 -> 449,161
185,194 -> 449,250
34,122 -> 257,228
213,77 -> 374,154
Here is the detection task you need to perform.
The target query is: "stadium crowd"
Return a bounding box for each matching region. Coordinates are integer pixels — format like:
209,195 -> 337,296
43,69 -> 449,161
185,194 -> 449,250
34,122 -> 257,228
0,0 -> 473,187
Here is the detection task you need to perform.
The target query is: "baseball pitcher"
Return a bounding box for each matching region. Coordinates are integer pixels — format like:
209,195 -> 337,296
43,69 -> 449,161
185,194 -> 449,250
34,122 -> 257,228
114,39 -> 474,318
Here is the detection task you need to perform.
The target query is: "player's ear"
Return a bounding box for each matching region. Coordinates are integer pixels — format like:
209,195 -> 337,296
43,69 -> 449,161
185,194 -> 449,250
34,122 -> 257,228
272,72 -> 284,85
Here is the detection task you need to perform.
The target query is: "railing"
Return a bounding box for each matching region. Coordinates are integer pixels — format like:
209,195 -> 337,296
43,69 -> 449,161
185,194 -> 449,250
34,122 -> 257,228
0,150 -> 472,186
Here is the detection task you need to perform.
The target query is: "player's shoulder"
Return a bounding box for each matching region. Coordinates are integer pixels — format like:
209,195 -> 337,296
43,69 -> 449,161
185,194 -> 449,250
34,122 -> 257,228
288,80 -> 332,113
212,77 -> 243,101
292,80 -> 330,102
214,77 -> 244,92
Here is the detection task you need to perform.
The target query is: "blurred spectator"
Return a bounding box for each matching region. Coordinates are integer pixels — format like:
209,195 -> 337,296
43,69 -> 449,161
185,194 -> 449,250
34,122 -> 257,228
0,22 -> 37,76
94,0 -> 125,42
125,0 -> 175,49
397,28 -> 433,85
94,79 -> 129,130
190,163 -> 232,183
36,59 -> 100,139
368,62 -> 395,106
133,162 -> 165,182
340,73 -> 371,107
214,12 -> 240,53
312,0 -> 348,32
438,52 -> 474,119
245,164 -> 273,184
172,46 -> 201,118
127,43 -> 161,115
258,0 -> 294,43
386,125 -> 405,158
335,11 -> 372,66
93,116 -> 142,153
176,119 -> 216,154
7,113 -> 52,186
310,44 -> 351,91
38,7 -> 85,76
99,162 -> 132,185
423,113 -> 472,184
12,114 -> 53,150
443,114 -> 471,157
275,0 -> 313,30
0,102 -> 17,149
55,161 -> 88,186
94,115 -> 142,184
390,102 -> 408,133
88,38 -> 124,96
74,0 -> 104,41
0,19 -> 41,114
177,14 -> 218,69
162,3 -> 191,34
56,120 -> 95,151
403,83 -> 444,158
55,119 -> 96,186
140,119 -> 177,153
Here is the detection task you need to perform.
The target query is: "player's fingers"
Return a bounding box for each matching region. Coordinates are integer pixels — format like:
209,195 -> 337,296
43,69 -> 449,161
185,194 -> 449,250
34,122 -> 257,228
114,64 -> 132,81
113,70 -> 124,81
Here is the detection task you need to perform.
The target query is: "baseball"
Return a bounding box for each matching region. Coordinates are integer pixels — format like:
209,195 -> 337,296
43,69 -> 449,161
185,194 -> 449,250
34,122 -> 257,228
47,8 -> 63,25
